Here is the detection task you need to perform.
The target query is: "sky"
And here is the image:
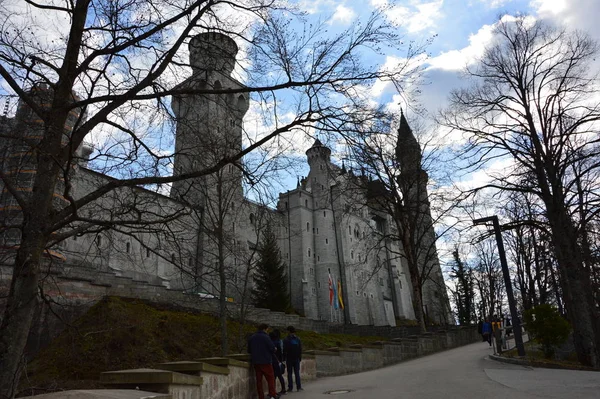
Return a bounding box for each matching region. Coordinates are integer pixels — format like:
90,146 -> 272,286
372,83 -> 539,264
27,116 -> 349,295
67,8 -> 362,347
296,0 -> 600,120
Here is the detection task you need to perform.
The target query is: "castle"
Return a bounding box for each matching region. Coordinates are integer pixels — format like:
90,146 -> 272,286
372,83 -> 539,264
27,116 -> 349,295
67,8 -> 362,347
0,32 -> 450,327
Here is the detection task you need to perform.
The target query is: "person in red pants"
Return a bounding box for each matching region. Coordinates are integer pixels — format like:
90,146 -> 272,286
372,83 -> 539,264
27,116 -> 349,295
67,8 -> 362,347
248,323 -> 278,399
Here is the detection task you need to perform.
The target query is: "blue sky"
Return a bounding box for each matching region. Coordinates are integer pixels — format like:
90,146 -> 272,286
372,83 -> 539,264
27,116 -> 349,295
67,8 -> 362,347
292,0 -> 600,118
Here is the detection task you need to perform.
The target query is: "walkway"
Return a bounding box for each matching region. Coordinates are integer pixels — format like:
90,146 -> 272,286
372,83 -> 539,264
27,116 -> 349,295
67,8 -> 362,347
290,341 -> 600,398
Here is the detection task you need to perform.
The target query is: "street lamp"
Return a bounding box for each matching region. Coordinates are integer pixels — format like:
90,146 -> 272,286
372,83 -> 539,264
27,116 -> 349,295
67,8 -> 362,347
473,215 -> 526,357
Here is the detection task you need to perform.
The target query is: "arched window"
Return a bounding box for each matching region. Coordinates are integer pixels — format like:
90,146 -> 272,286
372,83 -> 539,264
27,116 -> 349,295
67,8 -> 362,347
146,248 -> 151,258
249,213 -> 255,225
171,254 -> 176,263
96,235 -> 102,247
325,238 -> 329,244
306,222 -> 310,232
126,242 -> 131,253
305,199 -> 308,207
308,248 -> 311,258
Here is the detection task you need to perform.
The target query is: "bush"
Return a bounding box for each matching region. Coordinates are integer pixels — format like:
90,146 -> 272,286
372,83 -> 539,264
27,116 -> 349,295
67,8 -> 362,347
523,304 -> 571,359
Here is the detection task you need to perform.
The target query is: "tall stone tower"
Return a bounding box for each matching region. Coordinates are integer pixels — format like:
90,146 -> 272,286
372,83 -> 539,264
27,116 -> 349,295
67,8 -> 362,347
395,111 -> 450,324
170,32 -> 249,207
0,84 -> 82,261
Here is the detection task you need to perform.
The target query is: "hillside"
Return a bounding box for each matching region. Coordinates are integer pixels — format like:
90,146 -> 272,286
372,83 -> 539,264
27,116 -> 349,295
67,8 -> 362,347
19,297 -> 384,396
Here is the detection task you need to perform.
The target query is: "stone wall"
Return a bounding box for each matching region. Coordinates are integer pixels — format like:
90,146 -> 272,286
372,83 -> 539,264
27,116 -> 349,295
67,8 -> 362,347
96,327 -> 478,399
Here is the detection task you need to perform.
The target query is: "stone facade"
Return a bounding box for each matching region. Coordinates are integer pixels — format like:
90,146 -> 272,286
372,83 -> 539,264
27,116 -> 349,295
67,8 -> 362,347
0,32 -> 450,328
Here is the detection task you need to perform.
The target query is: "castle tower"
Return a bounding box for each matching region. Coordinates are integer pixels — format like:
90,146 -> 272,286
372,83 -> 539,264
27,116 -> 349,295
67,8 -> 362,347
395,110 -> 450,325
170,32 -> 249,207
0,84 -> 82,260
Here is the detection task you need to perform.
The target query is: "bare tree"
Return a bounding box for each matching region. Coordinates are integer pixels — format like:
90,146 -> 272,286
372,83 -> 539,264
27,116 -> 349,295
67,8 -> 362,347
440,16 -> 600,367
0,1 -> 421,396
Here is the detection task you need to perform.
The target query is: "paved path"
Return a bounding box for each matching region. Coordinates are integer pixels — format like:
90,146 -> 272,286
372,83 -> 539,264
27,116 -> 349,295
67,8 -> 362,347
288,342 -> 600,398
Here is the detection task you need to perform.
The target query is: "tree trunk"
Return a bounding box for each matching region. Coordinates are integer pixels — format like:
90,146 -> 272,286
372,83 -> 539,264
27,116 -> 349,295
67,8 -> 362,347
548,208 -> 600,368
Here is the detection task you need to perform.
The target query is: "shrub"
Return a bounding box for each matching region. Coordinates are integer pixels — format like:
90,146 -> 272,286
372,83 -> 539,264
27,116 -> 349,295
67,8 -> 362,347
523,304 -> 571,359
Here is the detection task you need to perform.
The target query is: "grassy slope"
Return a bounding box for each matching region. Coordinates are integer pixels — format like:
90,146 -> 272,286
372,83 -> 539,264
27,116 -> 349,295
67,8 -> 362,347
21,297 -> 384,394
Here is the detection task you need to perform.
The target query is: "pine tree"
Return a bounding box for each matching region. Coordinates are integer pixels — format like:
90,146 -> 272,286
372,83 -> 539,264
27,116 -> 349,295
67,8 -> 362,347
252,223 -> 290,312
450,249 -> 475,325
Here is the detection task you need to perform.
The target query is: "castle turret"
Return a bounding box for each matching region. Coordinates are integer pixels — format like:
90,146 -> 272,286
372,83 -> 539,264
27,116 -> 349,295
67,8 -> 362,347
170,32 -> 249,206
394,110 -> 450,325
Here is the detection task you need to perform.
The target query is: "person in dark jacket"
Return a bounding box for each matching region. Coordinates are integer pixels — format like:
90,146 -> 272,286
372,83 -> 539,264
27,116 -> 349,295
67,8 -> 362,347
270,329 -> 286,395
283,325 -> 303,392
481,318 -> 492,346
248,323 -> 278,399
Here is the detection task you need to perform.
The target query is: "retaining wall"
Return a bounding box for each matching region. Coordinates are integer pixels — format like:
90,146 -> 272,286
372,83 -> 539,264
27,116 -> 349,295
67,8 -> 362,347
96,327 -> 478,399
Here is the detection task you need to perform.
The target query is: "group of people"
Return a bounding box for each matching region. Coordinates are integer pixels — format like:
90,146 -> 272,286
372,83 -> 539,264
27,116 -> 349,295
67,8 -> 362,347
478,316 -> 511,346
248,323 -> 303,399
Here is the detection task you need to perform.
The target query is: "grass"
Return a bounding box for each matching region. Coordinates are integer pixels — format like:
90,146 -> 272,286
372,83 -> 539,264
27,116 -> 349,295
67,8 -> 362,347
501,339 -> 598,371
18,296 -> 385,396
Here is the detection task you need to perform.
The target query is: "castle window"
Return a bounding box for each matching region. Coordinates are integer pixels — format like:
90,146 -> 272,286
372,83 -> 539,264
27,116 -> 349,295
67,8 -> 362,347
349,226 -> 351,235
249,213 -> 255,225
306,222 -> 310,232
317,282 -> 321,288
305,199 -> 308,207
319,165 -> 323,170
350,251 -> 354,259
399,280 -> 402,289
356,291 -> 360,296
285,201 -> 288,209
96,235 -> 102,247
325,238 -> 328,244
189,258 -> 194,267
192,160 -> 197,170
312,288 -> 316,294
146,248 -> 151,258
323,211 -> 326,217
308,249 -> 311,257
370,293 -> 374,298
313,228 -> 315,233
126,242 -> 131,253
316,228 -> 319,234
317,256 -> 320,261
363,292 -> 367,297
171,254 -> 176,263
362,232 -> 366,239
328,268 -> 331,273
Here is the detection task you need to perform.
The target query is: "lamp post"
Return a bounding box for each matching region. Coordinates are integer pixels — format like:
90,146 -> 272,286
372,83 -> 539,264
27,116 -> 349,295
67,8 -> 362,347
473,215 -> 526,357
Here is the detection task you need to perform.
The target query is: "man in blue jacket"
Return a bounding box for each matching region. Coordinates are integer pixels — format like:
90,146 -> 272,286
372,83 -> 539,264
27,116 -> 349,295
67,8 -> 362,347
248,323 -> 278,399
283,325 -> 303,392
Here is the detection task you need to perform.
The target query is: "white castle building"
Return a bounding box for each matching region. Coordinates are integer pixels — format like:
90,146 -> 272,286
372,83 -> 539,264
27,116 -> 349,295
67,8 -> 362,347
0,32 -> 450,327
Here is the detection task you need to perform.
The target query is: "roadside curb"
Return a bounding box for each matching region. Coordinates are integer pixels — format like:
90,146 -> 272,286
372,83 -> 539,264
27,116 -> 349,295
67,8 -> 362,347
489,354 -> 529,367
489,354 -> 600,372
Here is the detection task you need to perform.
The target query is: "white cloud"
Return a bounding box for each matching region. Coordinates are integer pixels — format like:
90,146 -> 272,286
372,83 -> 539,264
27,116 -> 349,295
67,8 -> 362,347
530,0 -> 568,16
330,4 -> 357,25
426,19 -> 499,71
383,0 -> 444,34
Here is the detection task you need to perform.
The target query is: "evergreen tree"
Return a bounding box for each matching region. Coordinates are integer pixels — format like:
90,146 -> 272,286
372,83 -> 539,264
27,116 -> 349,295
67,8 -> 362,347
450,248 -> 475,325
252,224 -> 290,312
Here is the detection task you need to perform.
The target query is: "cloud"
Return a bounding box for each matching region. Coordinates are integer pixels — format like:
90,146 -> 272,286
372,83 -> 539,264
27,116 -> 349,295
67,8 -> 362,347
330,4 -> 357,25
426,21 -> 497,71
381,0 -> 444,34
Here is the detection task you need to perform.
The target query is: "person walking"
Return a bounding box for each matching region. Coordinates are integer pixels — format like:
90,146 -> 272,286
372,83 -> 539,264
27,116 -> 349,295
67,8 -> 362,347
283,325 -> 303,392
248,323 -> 278,399
481,318 -> 492,346
270,329 -> 287,395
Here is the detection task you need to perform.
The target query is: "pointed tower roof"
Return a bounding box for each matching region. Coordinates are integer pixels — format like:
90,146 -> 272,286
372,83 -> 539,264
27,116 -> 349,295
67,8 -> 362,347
395,109 -> 422,172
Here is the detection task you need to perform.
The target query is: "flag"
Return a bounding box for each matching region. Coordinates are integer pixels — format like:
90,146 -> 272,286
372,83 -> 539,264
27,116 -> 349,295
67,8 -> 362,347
337,279 -> 344,310
333,275 -> 339,310
328,273 -> 334,306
